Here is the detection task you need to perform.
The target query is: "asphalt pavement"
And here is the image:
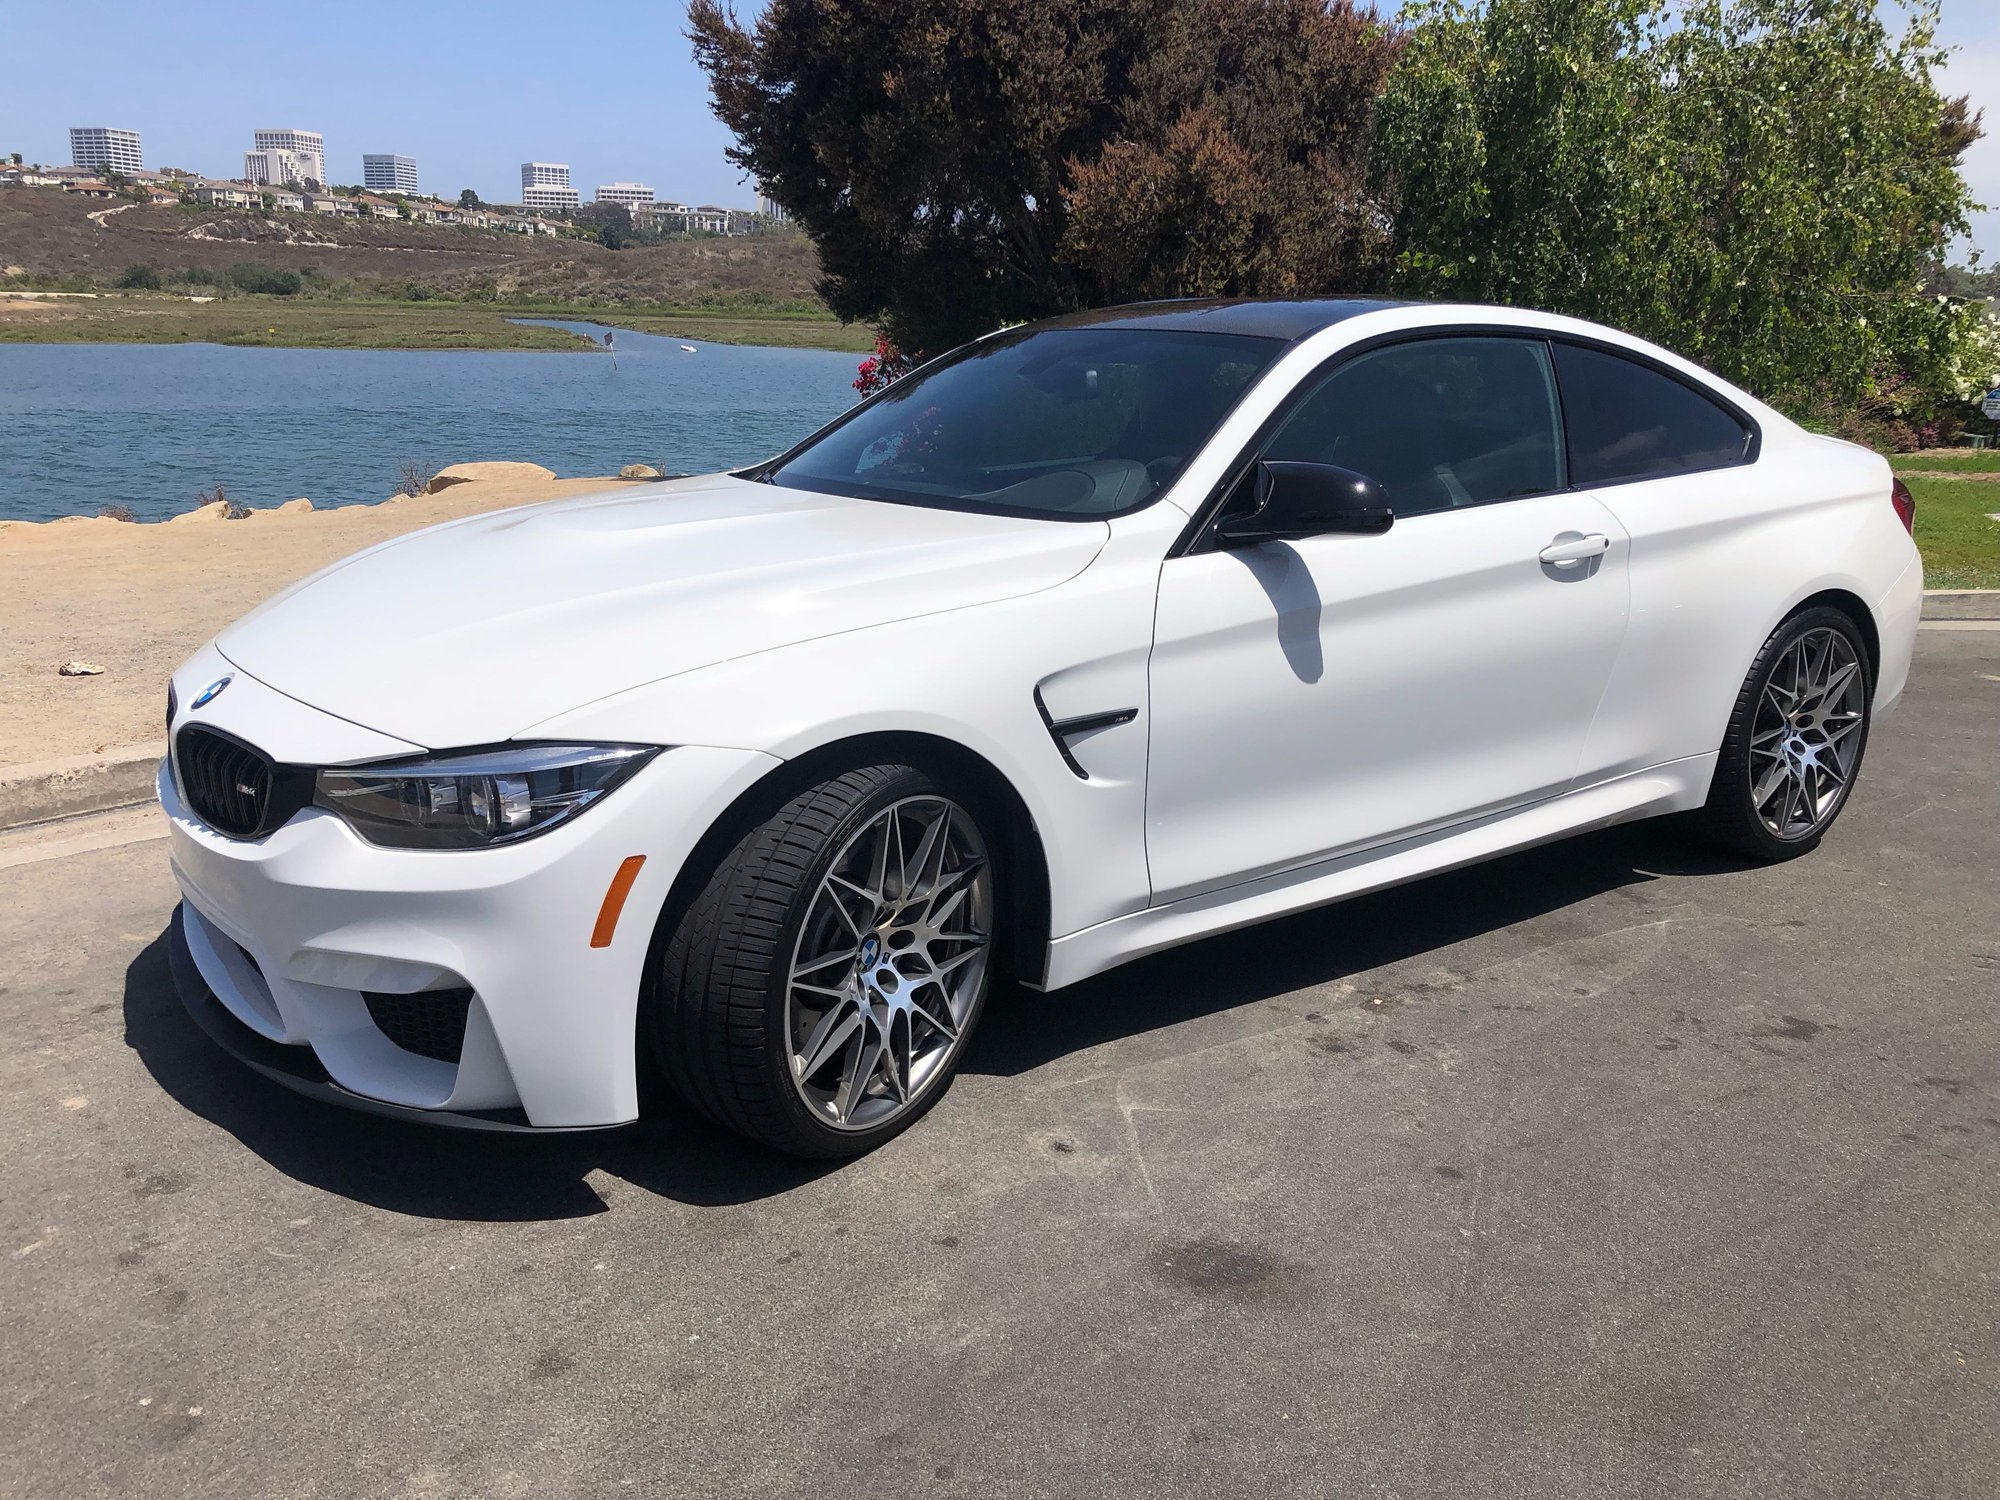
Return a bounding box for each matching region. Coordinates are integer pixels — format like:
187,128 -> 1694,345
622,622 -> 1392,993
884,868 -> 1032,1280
3,630 -> 1996,1500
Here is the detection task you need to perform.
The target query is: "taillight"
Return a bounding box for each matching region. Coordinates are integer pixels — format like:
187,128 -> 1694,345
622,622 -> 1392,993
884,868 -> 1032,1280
1890,477 -> 1915,534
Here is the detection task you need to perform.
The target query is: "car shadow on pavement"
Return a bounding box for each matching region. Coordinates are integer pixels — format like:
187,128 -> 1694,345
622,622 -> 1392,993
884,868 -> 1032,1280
965,818 -> 1752,1079
121,819 -> 1748,1221
120,935 -> 845,1220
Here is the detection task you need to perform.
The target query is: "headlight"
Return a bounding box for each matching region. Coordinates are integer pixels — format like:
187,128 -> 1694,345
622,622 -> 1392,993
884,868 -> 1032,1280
315,743 -> 660,849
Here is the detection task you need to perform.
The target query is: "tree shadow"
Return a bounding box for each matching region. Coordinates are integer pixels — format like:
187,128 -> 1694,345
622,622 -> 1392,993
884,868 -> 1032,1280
123,817 -> 1749,1222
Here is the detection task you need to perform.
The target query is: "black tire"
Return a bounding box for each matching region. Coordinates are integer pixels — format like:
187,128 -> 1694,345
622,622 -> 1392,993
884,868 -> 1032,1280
1696,605 -> 1874,861
649,763 -> 996,1157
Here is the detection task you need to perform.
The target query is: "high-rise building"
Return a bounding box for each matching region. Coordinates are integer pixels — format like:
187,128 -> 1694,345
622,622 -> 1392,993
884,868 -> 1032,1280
69,127 -> 143,176
362,154 -> 419,195
252,128 -> 325,187
595,181 -> 654,207
244,149 -> 317,186
520,161 -> 580,211
757,191 -> 788,223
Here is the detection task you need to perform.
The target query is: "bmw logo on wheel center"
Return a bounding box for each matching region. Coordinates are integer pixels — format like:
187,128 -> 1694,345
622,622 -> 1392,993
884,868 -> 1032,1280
190,676 -> 232,710
859,934 -> 881,968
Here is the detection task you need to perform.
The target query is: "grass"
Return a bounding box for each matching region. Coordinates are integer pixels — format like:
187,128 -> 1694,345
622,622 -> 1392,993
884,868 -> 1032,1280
0,293 -> 874,352
1891,450 -> 2000,475
1904,476 -> 2000,589
0,295 -> 594,350
593,309 -> 874,352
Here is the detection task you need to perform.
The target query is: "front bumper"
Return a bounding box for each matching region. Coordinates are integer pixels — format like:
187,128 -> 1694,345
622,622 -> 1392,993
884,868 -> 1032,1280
167,907 -> 581,1132
160,741 -> 779,1129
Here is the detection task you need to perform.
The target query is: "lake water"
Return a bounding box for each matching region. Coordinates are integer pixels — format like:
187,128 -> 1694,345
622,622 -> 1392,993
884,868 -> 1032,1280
0,321 -> 861,522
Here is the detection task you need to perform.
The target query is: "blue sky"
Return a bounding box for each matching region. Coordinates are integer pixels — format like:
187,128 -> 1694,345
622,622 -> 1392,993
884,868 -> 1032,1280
2,0 -> 1995,256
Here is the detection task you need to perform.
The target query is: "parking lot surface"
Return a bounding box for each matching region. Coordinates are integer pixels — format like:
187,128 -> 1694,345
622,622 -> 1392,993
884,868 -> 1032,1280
3,632 -> 1996,1499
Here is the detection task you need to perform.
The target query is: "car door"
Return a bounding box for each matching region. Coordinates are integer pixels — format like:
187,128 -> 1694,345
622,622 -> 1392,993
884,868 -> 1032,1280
1542,340 -> 1770,782
1144,334 -> 1632,904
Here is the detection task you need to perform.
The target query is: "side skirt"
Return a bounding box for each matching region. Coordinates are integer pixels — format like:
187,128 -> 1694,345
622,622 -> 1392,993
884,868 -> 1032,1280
1040,755 -> 1717,992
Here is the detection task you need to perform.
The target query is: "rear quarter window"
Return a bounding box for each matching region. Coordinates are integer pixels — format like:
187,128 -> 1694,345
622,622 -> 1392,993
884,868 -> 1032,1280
1553,342 -> 1752,487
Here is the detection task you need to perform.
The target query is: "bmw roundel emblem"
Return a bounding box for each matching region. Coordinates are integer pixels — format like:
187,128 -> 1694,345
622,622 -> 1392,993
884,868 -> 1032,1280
859,934 -> 881,968
191,675 -> 233,710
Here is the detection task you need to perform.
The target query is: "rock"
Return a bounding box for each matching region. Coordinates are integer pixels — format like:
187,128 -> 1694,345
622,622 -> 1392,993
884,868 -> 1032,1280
167,501 -> 230,524
427,461 -> 556,493
619,464 -> 661,479
58,661 -> 105,677
244,498 -> 315,518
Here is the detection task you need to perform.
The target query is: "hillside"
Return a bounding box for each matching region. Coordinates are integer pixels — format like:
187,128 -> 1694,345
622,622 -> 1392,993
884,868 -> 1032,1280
0,187 -> 827,306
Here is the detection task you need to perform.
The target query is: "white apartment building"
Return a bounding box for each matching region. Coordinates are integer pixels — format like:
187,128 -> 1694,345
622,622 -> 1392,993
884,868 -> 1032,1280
757,191 -> 787,223
362,154 -> 418,195
520,161 -> 580,211
595,181 -> 654,207
252,128 -> 325,186
69,127 -> 143,176
244,149 -> 318,187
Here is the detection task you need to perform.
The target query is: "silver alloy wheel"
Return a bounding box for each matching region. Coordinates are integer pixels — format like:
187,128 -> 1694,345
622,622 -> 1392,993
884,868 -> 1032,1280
1748,626 -> 1867,840
785,795 -> 993,1131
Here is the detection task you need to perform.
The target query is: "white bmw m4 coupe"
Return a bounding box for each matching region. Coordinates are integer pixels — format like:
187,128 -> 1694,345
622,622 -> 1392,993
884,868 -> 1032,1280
161,299 -> 1923,1156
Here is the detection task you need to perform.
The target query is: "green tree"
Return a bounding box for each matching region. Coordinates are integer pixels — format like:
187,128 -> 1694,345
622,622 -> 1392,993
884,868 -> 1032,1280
458,187 -> 481,209
116,263 -> 162,290
574,201 -> 634,248
1375,0 -> 1992,425
228,261 -> 302,296
689,0 -> 1399,355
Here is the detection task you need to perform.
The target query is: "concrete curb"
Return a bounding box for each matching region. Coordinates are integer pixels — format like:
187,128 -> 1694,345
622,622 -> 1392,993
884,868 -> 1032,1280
0,743 -> 163,833
1925,589 -> 2000,621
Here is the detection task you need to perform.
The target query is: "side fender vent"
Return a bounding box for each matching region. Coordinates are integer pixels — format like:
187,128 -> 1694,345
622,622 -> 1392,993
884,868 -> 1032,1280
1033,689 -> 1137,781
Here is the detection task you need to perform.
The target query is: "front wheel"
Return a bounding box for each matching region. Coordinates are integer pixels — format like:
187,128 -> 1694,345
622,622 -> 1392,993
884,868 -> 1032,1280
651,764 -> 996,1157
1696,606 -> 1873,861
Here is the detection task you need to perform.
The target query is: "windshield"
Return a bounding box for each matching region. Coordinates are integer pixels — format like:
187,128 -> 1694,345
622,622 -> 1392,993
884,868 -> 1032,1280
768,327 -> 1281,519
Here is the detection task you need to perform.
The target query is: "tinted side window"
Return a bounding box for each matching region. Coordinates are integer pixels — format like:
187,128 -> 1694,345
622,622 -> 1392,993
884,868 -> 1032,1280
1553,343 -> 1751,485
1262,338 -> 1563,517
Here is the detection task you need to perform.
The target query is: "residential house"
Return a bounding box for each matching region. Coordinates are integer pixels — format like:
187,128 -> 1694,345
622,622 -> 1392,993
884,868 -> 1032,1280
0,166 -> 64,187
269,186 -> 306,212
353,194 -> 401,220
143,186 -> 179,206
62,179 -> 118,199
192,180 -> 260,209
301,191 -> 341,215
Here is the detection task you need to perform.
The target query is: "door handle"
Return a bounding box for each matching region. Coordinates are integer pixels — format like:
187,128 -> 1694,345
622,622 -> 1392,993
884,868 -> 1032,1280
1538,533 -> 1611,566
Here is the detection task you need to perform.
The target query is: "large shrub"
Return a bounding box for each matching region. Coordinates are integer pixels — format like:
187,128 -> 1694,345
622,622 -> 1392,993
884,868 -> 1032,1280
227,261 -> 302,296
1375,0 -> 1992,426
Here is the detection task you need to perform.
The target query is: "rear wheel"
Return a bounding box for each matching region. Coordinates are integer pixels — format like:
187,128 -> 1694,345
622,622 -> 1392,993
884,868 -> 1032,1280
1696,606 -> 1873,861
651,764 -> 996,1157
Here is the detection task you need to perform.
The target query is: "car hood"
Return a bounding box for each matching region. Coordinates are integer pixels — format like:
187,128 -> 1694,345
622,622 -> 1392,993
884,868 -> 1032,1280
216,474 -> 1108,750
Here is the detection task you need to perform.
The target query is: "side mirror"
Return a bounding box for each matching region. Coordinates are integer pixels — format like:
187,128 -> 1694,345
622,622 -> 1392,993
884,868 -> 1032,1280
1215,461 -> 1395,544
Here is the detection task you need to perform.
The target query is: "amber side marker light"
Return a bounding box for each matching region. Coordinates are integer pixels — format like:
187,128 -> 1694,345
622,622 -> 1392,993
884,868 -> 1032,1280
590,855 -> 647,948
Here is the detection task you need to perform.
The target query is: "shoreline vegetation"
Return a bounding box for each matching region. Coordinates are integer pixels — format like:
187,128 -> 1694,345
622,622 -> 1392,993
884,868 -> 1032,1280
0,189 -> 872,352
0,291 -> 875,352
